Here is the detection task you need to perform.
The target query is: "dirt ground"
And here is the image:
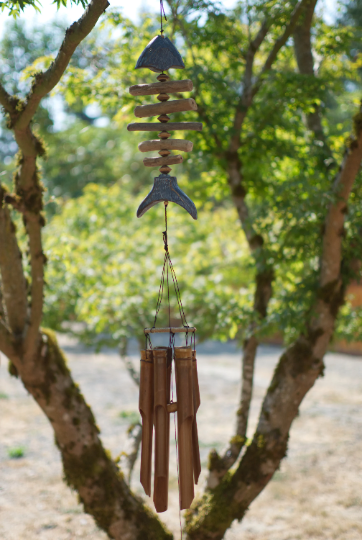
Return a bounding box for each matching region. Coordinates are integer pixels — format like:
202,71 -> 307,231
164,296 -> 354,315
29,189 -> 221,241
0,335 -> 361,540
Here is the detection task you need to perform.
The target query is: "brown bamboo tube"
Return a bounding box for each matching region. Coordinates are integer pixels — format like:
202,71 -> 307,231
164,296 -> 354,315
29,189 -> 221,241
129,79 -> 193,96
134,98 -> 197,119
127,122 -> 203,132
192,350 -> 201,484
139,349 -> 154,496
153,347 -> 172,513
138,139 -> 193,153
174,346 -> 195,510
143,155 -> 183,167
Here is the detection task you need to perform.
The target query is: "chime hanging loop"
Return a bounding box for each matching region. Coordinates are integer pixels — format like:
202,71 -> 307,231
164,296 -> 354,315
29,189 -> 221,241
128,11 -> 202,514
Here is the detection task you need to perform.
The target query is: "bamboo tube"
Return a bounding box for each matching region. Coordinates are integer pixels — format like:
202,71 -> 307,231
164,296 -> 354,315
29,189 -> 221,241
129,79 -> 193,96
134,98 -> 197,119
127,122 -> 202,132
153,347 -> 172,513
139,139 -> 193,153
139,349 -> 154,496
192,350 -> 201,484
174,346 -> 195,510
143,155 -> 183,167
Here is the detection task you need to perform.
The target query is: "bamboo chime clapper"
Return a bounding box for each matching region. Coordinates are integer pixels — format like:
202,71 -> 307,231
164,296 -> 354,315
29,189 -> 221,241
129,30 -> 202,514
127,34 -> 202,220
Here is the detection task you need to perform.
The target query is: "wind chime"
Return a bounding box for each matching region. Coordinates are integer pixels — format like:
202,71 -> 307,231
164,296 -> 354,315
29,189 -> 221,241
127,1 -> 202,513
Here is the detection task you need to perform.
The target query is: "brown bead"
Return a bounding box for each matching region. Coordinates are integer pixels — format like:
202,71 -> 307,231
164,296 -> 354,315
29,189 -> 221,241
157,73 -> 170,82
158,150 -> 170,157
157,93 -> 170,102
158,114 -> 170,123
160,165 -> 171,174
159,131 -> 171,139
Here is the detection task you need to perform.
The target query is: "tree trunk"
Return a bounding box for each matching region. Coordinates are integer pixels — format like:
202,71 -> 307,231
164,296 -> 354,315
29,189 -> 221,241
9,329 -> 172,540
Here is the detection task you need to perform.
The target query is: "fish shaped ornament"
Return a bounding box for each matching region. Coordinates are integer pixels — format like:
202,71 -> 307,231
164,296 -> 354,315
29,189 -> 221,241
127,34 -> 202,220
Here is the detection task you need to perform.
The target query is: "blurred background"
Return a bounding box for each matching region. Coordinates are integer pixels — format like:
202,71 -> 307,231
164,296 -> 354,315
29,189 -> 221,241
1,0 -> 362,538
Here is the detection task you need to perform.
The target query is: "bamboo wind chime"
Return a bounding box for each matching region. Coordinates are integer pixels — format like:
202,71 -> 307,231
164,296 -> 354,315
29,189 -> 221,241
127,5 -> 202,514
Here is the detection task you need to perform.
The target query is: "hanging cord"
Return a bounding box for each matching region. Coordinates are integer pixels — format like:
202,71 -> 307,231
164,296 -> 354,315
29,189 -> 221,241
153,204 -> 190,331
160,0 -> 167,34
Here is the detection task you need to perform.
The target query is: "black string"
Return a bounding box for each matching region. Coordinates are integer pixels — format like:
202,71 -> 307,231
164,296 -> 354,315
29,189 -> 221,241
160,0 -> 167,34
153,204 -> 190,332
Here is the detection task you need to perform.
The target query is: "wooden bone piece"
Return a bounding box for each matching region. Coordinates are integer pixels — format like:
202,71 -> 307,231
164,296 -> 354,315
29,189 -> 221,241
139,349 -> 154,497
174,346 -> 195,510
138,140 -> 193,153
134,98 -> 198,119
129,79 -> 193,96
127,122 -> 203,132
153,347 -> 172,513
143,155 -> 183,167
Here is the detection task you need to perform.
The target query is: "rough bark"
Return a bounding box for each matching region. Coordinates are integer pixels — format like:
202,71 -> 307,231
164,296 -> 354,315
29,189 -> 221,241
184,107 -> 362,540
0,187 -> 27,337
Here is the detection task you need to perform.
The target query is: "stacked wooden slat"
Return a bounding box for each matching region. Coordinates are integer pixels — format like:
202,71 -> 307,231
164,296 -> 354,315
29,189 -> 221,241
128,74 -> 202,174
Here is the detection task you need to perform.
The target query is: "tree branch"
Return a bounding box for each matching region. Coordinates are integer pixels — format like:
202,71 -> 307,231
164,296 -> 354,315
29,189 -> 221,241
228,20 -> 269,153
14,0 -> 110,130
185,102 -> 362,540
0,320 -> 17,360
0,80 -> 16,113
24,218 -> 45,358
293,0 -> 336,168
253,0 -> 312,95
0,188 -> 28,338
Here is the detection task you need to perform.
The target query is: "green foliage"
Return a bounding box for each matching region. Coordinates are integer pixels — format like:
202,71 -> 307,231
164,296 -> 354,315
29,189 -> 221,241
36,0 -> 362,347
3,1 -> 362,350
119,410 -> 140,423
43,182 -> 252,347
7,446 -> 25,459
0,0 -> 87,17
40,121 -> 152,203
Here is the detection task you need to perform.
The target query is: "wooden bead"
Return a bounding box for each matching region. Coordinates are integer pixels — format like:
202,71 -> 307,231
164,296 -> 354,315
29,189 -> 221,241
138,139 -> 193,152
167,402 -> 178,413
143,155 -> 183,167
134,98 -> 198,119
159,150 -> 170,157
157,93 -> 170,102
157,73 -> 170,82
129,79 -> 193,96
160,165 -> 171,174
127,122 -> 203,132
159,131 -> 170,139
158,114 -> 170,123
